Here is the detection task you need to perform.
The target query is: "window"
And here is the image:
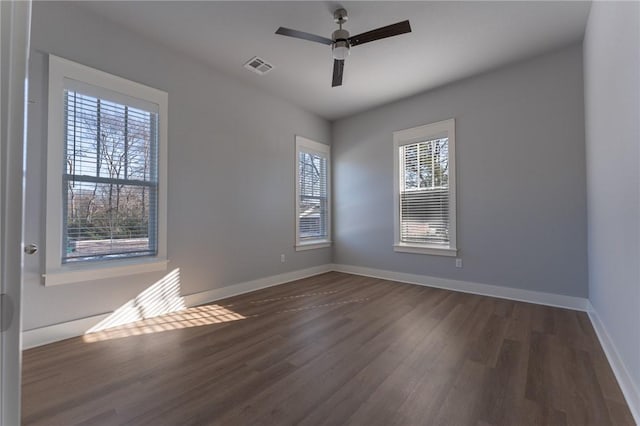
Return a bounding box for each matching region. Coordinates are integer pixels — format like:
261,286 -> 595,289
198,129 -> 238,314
45,55 -> 168,285
295,136 -> 331,250
393,119 -> 457,256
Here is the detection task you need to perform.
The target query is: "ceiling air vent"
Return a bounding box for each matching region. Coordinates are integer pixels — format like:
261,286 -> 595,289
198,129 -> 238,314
244,56 -> 274,75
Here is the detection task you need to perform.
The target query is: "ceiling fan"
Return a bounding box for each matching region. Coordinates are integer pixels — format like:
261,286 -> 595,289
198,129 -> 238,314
275,8 -> 411,87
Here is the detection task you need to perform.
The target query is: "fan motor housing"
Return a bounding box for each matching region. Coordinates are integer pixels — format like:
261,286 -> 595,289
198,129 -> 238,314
332,28 -> 349,42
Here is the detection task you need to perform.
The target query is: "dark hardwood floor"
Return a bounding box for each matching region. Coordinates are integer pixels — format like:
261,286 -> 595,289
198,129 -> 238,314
22,272 -> 634,425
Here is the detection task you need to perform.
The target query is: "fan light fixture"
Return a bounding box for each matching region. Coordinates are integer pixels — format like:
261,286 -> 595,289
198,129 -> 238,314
332,40 -> 350,60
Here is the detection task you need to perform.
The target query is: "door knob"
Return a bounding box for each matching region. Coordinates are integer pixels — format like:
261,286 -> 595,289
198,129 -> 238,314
24,243 -> 38,255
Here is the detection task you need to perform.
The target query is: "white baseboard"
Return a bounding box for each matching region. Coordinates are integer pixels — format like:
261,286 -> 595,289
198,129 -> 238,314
587,302 -> 640,425
332,263 -> 589,311
23,312 -> 112,349
22,264 -> 333,350
182,264 -> 333,307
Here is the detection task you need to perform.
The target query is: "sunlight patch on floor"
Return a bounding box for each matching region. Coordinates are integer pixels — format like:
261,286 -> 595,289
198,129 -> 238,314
83,304 -> 246,342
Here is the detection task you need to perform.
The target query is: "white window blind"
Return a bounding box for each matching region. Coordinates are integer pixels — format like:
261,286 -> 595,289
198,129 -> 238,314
295,136 -> 331,249
393,119 -> 456,256
399,138 -> 450,245
62,87 -> 159,263
298,151 -> 328,239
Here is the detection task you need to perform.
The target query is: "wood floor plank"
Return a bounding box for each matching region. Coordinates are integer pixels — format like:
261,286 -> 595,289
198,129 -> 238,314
350,297 -> 491,424
208,282 -> 427,425
298,287 -> 454,426
21,272 -> 634,425
432,359 -> 488,425
476,338 -> 523,425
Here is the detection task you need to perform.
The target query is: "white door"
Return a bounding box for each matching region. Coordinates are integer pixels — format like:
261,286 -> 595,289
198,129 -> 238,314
0,1 -> 31,425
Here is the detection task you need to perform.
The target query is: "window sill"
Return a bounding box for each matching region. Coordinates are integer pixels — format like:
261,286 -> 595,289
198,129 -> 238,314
393,244 -> 457,257
43,258 -> 168,287
295,241 -> 332,251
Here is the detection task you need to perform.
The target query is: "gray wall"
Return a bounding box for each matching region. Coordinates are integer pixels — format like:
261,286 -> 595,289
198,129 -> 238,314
332,45 -> 588,298
24,2 -> 331,330
584,0 -> 640,403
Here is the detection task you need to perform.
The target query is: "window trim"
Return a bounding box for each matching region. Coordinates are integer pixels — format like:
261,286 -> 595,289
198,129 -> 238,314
44,55 -> 168,286
295,135 -> 331,251
393,118 -> 457,256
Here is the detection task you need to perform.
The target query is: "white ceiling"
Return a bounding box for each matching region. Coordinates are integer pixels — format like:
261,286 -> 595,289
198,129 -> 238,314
80,1 -> 591,121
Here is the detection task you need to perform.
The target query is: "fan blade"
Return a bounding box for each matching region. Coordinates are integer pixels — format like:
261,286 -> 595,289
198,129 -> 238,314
275,27 -> 333,45
332,59 -> 344,87
349,20 -> 411,47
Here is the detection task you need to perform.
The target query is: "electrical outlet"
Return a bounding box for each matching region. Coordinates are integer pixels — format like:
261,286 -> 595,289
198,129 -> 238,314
281,254 -> 285,263
455,258 -> 463,268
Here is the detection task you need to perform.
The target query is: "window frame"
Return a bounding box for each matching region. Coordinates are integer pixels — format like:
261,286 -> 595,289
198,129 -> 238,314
295,136 -> 331,251
44,55 -> 168,286
393,118 -> 457,257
